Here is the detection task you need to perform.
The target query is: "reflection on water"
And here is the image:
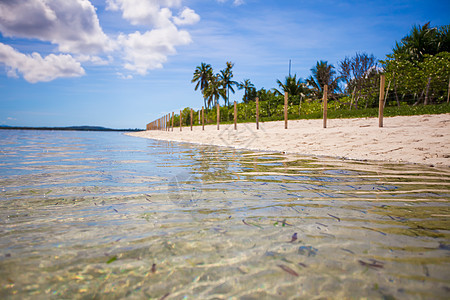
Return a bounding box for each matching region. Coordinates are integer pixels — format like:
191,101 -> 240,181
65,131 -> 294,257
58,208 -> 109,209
0,130 -> 449,299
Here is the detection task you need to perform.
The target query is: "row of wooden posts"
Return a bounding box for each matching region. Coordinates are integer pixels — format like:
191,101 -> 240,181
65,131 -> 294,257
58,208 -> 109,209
146,75 -> 388,131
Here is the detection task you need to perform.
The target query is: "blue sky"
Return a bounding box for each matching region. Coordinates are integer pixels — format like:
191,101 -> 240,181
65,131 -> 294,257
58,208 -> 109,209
0,0 -> 449,129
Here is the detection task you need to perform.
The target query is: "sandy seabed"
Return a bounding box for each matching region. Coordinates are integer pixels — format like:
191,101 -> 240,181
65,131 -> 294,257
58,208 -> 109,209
127,114 -> 450,167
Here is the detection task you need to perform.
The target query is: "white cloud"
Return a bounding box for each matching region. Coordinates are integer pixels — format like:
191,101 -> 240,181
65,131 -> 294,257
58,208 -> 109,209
0,0 -> 200,82
216,0 -> 244,6
174,8 -> 200,26
0,0 -> 112,54
0,43 -> 85,83
118,25 -> 191,74
107,0 -> 183,27
76,55 -> 112,66
116,72 -> 133,79
109,0 -> 199,74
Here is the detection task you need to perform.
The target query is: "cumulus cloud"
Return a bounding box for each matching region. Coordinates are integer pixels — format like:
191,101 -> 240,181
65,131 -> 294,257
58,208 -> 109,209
0,0 -> 112,54
118,25 -> 191,74
0,0 -> 200,82
174,8 -> 200,26
0,43 -> 85,83
108,0 -> 199,74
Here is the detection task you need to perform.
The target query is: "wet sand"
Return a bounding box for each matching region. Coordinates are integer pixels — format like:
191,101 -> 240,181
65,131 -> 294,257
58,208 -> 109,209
127,114 -> 450,167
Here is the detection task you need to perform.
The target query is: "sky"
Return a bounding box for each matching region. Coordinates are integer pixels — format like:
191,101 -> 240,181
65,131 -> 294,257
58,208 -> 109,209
0,0 -> 449,129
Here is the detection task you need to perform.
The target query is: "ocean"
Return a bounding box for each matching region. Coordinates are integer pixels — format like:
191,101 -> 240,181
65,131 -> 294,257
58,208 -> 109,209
0,129 -> 449,299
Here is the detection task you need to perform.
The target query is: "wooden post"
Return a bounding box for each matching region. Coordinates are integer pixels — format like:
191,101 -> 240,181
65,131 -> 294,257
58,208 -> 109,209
447,76 -> 449,103
217,102 -> 220,130
323,85 -> 328,128
284,92 -> 288,129
171,112 -> 174,131
256,97 -> 259,130
190,109 -> 193,131
180,110 -> 182,131
234,101 -> 237,130
379,74 -> 385,128
202,106 -> 205,130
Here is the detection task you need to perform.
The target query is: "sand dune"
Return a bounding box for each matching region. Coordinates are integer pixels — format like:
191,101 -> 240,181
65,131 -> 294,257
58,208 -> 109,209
127,114 -> 450,167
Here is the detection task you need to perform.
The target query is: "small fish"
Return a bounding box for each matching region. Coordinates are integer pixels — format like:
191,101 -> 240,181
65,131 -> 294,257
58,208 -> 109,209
151,263 -> 156,273
341,248 -> 355,255
113,208 -> 119,213
361,226 -> 386,236
358,259 -> 384,269
242,219 -> 251,226
298,262 -> 307,268
159,293 -> 170,300
277,264 -> 299,277
290,207 -> 302,214
289,233 -> 298,243
327,213 -> 340,222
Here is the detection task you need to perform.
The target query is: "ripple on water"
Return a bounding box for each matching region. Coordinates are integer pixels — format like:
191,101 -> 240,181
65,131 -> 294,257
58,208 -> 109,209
0,130 -> 449,299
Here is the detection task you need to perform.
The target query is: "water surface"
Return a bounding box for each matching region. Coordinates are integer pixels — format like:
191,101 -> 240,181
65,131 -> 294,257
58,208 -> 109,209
0,130 -> 449,299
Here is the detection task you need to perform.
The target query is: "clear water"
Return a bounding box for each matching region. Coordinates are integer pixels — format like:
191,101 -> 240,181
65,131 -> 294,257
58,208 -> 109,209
0,130 -> 449,299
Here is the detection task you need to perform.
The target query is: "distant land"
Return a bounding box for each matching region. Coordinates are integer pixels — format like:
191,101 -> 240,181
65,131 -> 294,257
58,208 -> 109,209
0,125 -> 143,132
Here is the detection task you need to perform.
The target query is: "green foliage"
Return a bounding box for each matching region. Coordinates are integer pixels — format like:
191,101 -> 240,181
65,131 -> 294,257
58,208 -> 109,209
170,22 -> 449,131
382,51 -> 450,105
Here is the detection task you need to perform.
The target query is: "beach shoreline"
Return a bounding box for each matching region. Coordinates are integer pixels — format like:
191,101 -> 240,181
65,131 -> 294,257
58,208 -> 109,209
127,114 -> 450,167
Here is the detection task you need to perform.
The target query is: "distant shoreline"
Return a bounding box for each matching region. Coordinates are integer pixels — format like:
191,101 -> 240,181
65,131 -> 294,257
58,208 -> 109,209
0,126 -> 142,132
128,114 -> 450,167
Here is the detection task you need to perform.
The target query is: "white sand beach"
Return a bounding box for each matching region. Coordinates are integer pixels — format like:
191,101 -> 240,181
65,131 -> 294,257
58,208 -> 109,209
127,114 -> 450,167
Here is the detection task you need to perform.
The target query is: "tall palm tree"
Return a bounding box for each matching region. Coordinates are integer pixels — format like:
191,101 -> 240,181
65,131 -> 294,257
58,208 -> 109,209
238,79 -> 256,103
192,63 -> 213,109
204,75 -> 226,109
274,74 -> 306,96
218,61 -> 238,107
307,61 -> 339,99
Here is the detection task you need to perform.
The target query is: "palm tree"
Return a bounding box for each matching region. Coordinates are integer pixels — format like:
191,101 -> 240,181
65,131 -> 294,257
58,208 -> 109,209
204,75 -> 226,109
238,79 -> 256,103
393,22 -> 439,62
192,63 -> 213,109
307,60 -> 339,99
274,74 -> 306,96
218,61 -> 238,107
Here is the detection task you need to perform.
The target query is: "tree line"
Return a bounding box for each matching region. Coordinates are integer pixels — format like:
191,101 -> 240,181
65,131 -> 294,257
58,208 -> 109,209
191,23 -> 449,111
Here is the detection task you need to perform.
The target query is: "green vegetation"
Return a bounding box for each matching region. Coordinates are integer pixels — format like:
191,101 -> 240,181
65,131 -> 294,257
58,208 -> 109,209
156,23 -> 450,128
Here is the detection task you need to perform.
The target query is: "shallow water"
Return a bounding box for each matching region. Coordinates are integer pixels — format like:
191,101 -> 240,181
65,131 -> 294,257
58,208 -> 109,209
0,129 -> 449,299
